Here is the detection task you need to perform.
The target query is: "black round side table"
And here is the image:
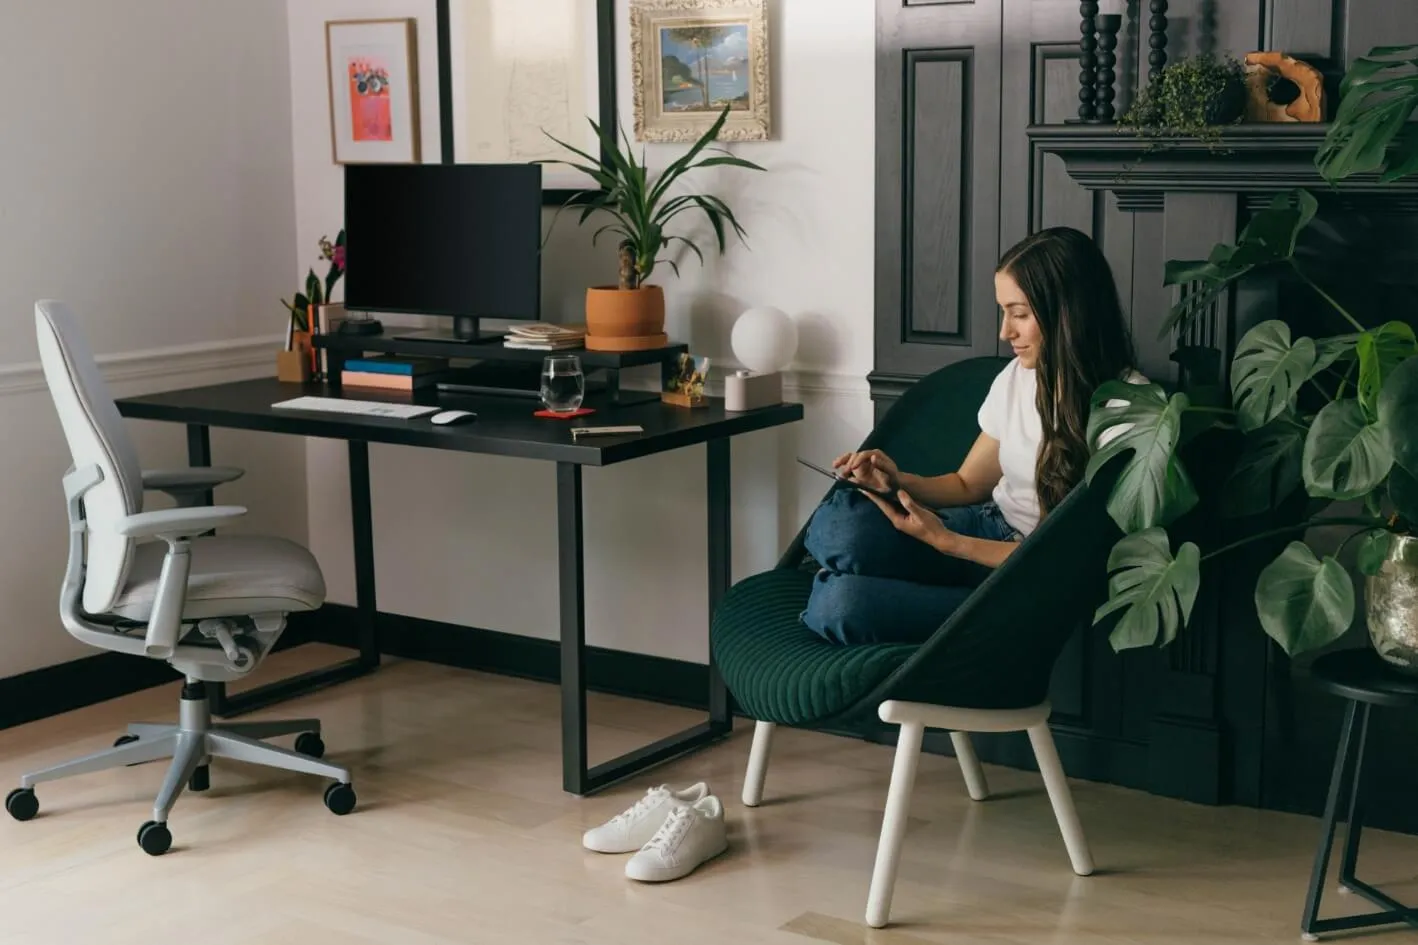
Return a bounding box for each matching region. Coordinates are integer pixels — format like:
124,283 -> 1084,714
1301,648 -> 1418,941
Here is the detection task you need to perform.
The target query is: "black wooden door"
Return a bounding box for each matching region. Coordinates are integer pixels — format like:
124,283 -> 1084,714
873,0 -> 1005,404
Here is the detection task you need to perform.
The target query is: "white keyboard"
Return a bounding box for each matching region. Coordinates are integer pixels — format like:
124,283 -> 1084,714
271,396 -> 438,419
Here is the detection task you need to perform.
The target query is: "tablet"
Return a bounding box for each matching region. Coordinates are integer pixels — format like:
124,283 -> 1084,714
797,457 -> 903,507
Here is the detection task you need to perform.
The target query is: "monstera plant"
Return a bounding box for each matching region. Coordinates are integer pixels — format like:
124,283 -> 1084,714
1088,44 -> 1418,661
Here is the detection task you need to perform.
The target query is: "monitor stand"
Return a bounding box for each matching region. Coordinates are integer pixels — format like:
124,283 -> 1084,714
393,315 -> 504,345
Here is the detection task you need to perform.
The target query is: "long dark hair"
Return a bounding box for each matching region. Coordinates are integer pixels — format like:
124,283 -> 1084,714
996,226 -> 1136,514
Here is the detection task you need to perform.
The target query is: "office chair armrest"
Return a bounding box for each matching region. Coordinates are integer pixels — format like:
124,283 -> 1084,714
116,505 -> 247,541
142,466 -> 244,504
117,506 -> 246,659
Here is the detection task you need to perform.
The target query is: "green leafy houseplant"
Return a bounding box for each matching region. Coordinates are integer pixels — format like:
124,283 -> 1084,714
1088,46 -> 1418,661
540,105 -> 763,291
1119,53 -> 1248,151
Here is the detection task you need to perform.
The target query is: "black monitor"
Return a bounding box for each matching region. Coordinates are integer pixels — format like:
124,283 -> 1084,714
342,162 -> 542,342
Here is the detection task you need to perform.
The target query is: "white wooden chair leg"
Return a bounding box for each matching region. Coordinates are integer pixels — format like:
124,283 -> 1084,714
866,720 -> 924,929
1027,721 -> 1093,876
949,731 -> 989,800
742,720 -> 775,807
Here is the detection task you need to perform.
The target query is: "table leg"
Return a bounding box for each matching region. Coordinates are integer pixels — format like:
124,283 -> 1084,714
706,437 -> 732,732
1301,701 -> 1418,939
210,440 -> 378,718
558,463 -> 588,793
557,441 -> 733,795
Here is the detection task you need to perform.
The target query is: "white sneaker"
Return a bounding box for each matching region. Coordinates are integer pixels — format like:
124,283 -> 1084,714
624,795 -> 728,882
582,782 -> 711,854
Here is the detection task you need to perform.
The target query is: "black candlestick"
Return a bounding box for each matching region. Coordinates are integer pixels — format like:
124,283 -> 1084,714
1078,1 -> 1099,121
1096,14 -> 1121,122
1148,0 -> 1169,83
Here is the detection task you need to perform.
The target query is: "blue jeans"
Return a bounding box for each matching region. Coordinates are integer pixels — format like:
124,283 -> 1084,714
800,490 -> 1019,645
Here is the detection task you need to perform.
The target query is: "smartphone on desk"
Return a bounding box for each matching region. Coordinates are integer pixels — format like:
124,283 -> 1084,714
797,457 -> 904,509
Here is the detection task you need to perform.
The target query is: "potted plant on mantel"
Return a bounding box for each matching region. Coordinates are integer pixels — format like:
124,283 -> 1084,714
1087,43 -> 1418,670
540,105 -> 763,351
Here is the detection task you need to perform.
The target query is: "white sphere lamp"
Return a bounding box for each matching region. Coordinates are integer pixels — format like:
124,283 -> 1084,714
726,306 -> 797,412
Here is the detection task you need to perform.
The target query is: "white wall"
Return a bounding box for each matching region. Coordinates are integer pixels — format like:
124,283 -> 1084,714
288,0 -> 875,662
0,1 -> 309,676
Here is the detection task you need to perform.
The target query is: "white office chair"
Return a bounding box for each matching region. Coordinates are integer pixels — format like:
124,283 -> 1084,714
7,300 -> 355,855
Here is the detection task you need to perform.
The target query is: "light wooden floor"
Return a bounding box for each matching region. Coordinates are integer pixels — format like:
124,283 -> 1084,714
1,644 -> 1415,945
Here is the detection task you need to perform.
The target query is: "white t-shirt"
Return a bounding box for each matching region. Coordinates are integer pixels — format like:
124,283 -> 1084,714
976,358 -> 1143,537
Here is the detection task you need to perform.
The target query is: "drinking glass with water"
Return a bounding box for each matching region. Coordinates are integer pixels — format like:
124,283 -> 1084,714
540,355 -> 585,413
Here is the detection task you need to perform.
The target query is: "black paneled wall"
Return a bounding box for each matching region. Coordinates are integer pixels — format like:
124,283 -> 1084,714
872,0 -> 1418,826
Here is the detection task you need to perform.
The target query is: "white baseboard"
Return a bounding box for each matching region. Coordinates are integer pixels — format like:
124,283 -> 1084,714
0,335 -> 281,397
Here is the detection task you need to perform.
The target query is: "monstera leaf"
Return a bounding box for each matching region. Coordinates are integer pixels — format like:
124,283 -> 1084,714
1086,381 -> 1198,532
1221,416 -> 1306,518
1356,529 -> 1396,577
1378,354 -> 1418,474
1093,529 -> 1201,651
1160,191 -> 1318,338
1255,542 -> 1355,656
1356,321 -> 1417,420
1302,400 -> 1394,500
1316,44 -> 1418,183
1390,463 -> 1418,524
1231,321 -> 1317,433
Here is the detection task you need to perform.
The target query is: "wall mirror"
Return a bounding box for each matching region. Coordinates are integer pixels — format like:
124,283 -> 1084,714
435,0 -> 617,204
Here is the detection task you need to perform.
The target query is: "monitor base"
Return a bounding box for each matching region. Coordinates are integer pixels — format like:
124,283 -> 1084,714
392,315 -> 505,345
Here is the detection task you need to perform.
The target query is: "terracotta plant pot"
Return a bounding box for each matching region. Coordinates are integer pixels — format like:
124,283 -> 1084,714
585,285 -> 668,352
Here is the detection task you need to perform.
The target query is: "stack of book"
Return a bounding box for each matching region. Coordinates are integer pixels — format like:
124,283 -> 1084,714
502,323 -> 586,351
341,355 -> 448,391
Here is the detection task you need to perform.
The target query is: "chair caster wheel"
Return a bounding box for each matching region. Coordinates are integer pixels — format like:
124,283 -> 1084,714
137,820 -> 171,856
114,734 -> 139,747
189,765 -> 209,792
295,733 -> 325,758
324,782 -> 356,815
6,788 -> 37,822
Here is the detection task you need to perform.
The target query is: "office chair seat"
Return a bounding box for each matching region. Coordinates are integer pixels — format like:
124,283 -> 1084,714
109,534 -> 325,622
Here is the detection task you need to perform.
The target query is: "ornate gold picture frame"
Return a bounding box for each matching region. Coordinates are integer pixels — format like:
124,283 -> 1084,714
630,0 -> 771,143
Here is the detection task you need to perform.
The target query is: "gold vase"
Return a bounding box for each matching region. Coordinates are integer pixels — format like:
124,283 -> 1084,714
1367,534 -> 1418,675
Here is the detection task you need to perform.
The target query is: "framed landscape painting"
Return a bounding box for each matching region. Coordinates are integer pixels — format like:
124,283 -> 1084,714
630,0 -> 771,142
325,19 -> 422,164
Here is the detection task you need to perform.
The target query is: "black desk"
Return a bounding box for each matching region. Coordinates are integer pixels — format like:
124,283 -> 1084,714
116,377 -> 803,794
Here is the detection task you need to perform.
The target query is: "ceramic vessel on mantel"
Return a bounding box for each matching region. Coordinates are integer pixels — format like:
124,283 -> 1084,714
584,285 -> 669,352
1368,534 -> 1418,675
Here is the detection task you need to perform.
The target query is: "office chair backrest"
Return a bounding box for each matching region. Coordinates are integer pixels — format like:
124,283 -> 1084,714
35,300 -> 143,615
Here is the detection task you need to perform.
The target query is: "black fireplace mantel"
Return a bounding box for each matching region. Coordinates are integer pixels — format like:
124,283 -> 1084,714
1027,123 -> 1418,209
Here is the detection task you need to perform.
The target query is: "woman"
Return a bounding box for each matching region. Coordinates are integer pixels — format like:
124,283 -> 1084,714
802,226 -> 1140,645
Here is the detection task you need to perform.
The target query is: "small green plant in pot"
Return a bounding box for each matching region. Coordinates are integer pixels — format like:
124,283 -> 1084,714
1120,53 -> 1248,152
1088,45 -> 1418,670
540,105 -> 763,351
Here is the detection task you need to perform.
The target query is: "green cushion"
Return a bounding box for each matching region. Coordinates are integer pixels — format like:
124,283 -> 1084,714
711,569 -> 917,726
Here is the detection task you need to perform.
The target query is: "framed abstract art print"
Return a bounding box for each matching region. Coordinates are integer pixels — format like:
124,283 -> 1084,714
325,18 -> 422,164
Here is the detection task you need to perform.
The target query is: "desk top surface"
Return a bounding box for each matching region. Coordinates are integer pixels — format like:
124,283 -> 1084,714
116,377 -> 804,466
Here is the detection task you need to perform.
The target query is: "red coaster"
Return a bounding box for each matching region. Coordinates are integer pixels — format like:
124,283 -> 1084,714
534,407 -> 595,419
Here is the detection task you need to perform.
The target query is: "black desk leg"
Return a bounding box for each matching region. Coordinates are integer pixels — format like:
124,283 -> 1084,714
706,437 -> 733,732
558,441 -> 733,795
1301,701 -> 1418,940
559,463 -> 588,793
209,439 -> 379,718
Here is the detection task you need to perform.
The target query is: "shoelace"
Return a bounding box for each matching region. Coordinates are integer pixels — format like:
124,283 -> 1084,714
643,806 -> 693,854
611,788 -> 667,826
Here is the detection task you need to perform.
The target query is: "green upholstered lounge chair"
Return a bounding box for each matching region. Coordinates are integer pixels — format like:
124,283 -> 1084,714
709,356 -> 1126,928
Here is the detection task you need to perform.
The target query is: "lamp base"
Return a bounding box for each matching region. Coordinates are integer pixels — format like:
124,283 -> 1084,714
725,370 -> 783,412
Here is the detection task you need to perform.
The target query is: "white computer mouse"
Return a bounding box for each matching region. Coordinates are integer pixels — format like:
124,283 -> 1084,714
430,409 -> 478,426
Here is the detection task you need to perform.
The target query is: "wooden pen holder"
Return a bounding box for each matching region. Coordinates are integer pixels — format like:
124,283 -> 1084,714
277,330 -> 313,382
